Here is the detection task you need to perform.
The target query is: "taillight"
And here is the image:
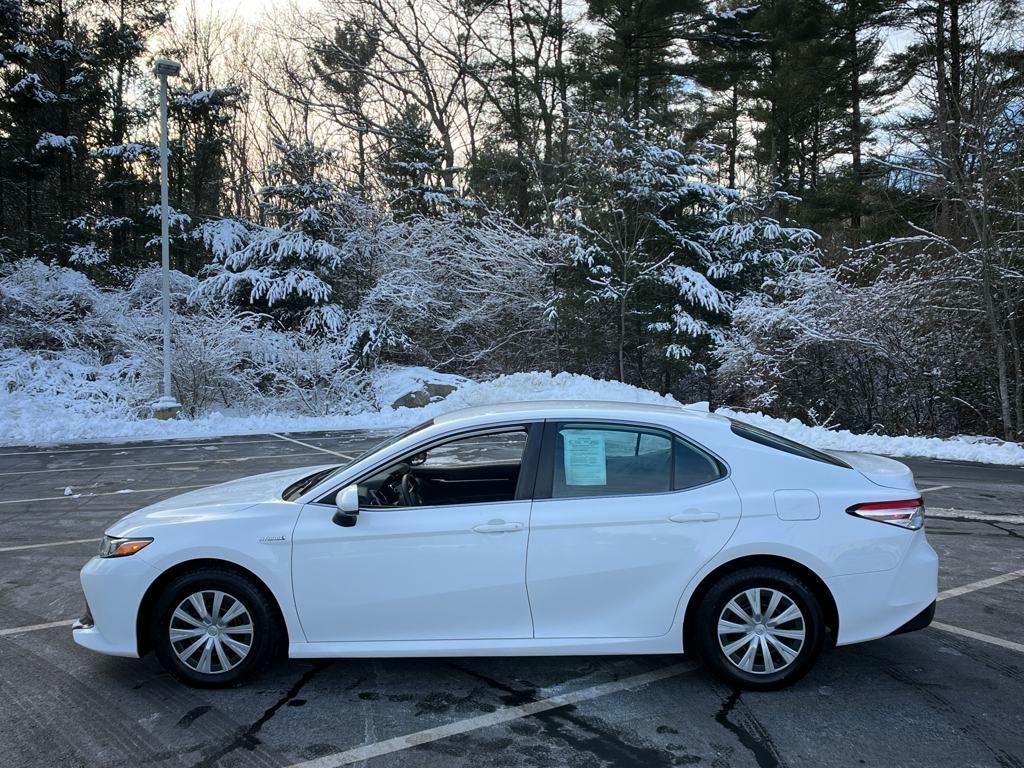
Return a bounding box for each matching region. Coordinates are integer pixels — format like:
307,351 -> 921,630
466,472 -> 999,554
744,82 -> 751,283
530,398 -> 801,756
847,498 -> 924,530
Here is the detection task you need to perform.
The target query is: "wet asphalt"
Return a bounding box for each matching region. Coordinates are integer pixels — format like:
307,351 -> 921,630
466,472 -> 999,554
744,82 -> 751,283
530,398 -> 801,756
0,432 -> 1021,768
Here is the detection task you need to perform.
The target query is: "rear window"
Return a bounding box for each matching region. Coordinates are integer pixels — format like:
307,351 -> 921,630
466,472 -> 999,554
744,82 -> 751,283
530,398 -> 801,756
728,419 -> 851,468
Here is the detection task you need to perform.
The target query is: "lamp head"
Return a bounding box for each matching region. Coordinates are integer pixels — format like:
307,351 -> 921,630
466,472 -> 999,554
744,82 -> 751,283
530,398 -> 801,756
153,59 -> 181,77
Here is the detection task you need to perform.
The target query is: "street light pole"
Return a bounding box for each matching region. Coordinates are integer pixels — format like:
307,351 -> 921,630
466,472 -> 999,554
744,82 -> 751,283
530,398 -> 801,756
152,58 -> 181,419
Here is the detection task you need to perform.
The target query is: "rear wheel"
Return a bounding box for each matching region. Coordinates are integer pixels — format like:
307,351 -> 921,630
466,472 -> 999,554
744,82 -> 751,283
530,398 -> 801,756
151,567 -> 281,688
694,567 -> 824,690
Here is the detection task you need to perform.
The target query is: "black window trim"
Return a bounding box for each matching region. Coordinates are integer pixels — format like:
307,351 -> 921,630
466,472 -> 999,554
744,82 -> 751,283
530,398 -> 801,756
727,418 -> 852,469
309,421 -> 544,509
533,417 -> 730,502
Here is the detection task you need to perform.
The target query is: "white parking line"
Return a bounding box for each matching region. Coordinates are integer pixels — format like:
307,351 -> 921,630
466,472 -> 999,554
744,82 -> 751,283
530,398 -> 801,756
0,538 -> 99,553
0,433 -> 384,459
931,622 -> 1024,654
936,568 -> 1024,600
0,483 -> 208,506
0,437 -> 290,457
287,661 -> 697,768
0,451 -> 330,478
919,485 -> 951,493
271,433 -> 355,461
928,507 -> 1024,524
0,619 -> 75,638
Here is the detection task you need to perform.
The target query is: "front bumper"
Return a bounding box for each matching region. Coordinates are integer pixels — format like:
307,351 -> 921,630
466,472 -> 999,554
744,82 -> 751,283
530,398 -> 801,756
827,529 -> 939,646
72,554 -> 160,658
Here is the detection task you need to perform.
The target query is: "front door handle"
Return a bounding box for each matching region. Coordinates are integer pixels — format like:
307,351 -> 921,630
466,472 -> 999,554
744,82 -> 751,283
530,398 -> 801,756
473,521 -> 524,533
669,509 -> 720,523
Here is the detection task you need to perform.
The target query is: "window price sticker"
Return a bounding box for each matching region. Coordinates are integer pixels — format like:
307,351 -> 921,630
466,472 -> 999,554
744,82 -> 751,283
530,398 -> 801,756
562,430 -> 607,486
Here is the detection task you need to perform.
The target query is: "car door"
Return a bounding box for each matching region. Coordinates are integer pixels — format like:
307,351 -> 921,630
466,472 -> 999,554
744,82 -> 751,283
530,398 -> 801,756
526,420 -> 741,639
291,425 -> 539,643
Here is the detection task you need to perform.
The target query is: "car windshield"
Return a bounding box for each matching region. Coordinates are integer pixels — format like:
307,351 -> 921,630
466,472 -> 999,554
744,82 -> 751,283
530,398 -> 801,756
331,419 -> 438,480
282,419 -> 436,501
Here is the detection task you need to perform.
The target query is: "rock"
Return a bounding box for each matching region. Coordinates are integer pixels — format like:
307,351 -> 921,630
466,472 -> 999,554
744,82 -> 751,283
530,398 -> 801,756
391,382 -> 458,409
424,382 -> 458,400
392,389 -> 431,409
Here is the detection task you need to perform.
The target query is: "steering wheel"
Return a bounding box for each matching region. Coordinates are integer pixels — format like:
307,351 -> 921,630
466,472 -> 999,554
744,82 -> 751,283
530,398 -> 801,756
400,472 -> 425,506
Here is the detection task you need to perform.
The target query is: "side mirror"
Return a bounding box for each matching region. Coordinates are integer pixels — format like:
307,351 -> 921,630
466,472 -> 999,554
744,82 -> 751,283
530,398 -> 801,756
332,484 -> 360,528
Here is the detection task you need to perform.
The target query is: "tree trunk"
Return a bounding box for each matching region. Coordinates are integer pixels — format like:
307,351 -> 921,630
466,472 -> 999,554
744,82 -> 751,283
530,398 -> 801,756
618,295 -> 627,382
555,0 -> 569,183
1008,310 -> 1024,437
728,84 -> 738,189
978,248 -> 1014,438
847,0 -> 863,233
934,0 -> 952,234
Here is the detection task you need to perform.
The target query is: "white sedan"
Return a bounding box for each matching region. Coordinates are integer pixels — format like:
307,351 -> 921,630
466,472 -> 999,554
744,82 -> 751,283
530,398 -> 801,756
73,401 -> 938,690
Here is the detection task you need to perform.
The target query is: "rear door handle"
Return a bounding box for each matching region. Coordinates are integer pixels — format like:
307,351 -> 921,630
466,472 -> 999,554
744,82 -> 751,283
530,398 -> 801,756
669,510 -> 720,523
473,521 -> 524,533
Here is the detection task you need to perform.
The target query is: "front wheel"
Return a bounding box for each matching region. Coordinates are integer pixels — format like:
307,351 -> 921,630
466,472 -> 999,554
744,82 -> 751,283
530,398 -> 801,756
694,567 -> 825,690
151,567 -> 282,688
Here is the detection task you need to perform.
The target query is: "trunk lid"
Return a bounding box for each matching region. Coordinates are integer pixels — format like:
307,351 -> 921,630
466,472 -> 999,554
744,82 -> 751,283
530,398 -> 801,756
829,451 -> 918,492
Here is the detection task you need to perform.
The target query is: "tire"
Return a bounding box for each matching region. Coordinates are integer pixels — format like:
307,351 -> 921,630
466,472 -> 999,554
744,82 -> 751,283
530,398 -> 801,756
150,567 -> 282,688
693,566 -> 825,691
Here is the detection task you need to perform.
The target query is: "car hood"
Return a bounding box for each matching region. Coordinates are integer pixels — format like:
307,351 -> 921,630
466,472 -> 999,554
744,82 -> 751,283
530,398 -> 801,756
829,451 -> 917,492
106,463 -> 337,535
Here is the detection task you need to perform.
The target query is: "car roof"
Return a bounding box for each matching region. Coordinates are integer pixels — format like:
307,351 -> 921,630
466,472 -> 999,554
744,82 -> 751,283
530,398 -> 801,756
432,399 -> 729,428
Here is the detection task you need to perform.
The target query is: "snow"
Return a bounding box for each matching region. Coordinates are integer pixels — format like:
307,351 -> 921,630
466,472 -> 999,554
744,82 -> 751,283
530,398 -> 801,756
718,408 -> 1024,466
35,133 -> 77,154
11,73 -> 57,103
0,370 -> 681,446
2,367 -> 1022,466
91,143 -> 157,160
370,366 -> 467,407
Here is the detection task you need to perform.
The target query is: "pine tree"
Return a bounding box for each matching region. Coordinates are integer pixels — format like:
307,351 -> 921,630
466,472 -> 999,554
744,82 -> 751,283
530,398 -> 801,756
196,140 -> 375,337
377,104 -> 458,216
167,84 -> 242,273
683,4 -> 762,189
746,0 -> 846,220
550,111 -> 817,389
311,16 -> 379,192
86,0 -> 169,270
0,0 -> 99,263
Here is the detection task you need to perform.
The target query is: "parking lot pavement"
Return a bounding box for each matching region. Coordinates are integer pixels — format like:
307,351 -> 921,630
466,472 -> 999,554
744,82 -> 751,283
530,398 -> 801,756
0,432 -> 1022,768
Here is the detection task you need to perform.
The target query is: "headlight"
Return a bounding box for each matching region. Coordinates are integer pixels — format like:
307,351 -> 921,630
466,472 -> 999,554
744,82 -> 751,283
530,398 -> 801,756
98,536 -> 153,558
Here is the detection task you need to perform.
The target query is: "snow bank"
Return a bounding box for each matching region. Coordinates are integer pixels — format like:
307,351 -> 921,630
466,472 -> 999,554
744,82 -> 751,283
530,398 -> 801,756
370,365 -> 467,408
0,371 -> 684,447
2,368 -> 1022,466
718,408 -> 1024,466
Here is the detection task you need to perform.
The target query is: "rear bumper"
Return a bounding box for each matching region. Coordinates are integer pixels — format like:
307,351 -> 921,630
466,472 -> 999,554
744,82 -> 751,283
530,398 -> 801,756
888,600 -> 935,636
827,530 -> 938,646
72,555 -> 160,658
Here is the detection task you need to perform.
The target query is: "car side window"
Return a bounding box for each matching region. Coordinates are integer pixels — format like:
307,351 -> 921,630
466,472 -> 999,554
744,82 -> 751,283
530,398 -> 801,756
673,437 -> 725,490
551,423 -> 672,498
359,429 -> 529,508
547,422 -> 725,500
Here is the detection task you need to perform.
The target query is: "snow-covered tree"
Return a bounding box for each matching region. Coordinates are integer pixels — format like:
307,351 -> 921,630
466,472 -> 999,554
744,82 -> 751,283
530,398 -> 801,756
0,0 -> 100,262
549,112 -> 816,388
195,141 -> 369,334
377,103 -> 460,215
